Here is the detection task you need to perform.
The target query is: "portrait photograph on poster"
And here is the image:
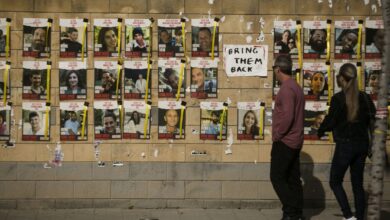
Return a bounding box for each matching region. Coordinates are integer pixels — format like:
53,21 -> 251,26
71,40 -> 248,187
124,60 -> 151,99
59,61 -> 87,100
22,61 -> 48,100
200,102 -> 227,140
303,21 -> 327,59
190,59 -> 218,99
237,102 -> 264,140
94,61 -> 122,100
365,20 -> 384,59
334,21 -> 360,59
94,19 -> 120,57
274,21 -> 298,58
94,100 -> 121,140
0,18 -> 10,57
158,19 -> 184,57
60,102 -> 87,141
22,102 -> 50,141
191,18 -> 218,57
158,59 -> 185,98
125,19 -> 151,58
123,101 -> 150,139
158,101 -> 185,139
365,61 -> 381,100
304,101 -> 328,140
59,19 -> 88,58
0,61 -> 10,100
23,18 -> 51,58
0,102 -> 11,140
302,62 -> 329,101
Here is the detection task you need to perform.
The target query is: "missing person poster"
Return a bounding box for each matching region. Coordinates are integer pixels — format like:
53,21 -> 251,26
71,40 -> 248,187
192,18 -> 218,57
365,61 -> 381,100
158,58 -> 185,98
94,61 -> 122,100
223,44 -> 268,77
123,100 -> 150,139
94,100 -> 121,140
237,102 -> 264,140
200,102 -> 227,140
303,62 -> 328,101
0,61 -> 10,100
125,19 -> 151,58
158,101 -> 185,139
273,62 -> 299,99
94,19 -> 120,57
304,101 -> 328,140
0,18 -> 10,57
303,21 -> 327,59
59,61 -> 87,100
22,102 -> 50,141
124,60 -> 151,99
334,21 -> 360,59
365,20 -> 384,59
60,18 -> 87,58
22,61 -> 48,100
273,21 -> 298,58
190,59 -> 218,99
158,19 -> 184,57
60,102 -> 87,141
0,102 -> 11,140
23,18 -> 51,58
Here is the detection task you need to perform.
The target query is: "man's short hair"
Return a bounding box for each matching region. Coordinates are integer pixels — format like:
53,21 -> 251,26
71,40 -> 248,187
30,70 -> 41,78
67,27 -> 78,34
274,55 -> 293,75
133,27 -> 144,38
198,27 -> 211,36
103,111 -> 116,121
29,111 -> 39,121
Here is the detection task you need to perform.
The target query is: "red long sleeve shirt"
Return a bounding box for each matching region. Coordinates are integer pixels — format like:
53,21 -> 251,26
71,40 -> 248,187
272,78 -> 305,149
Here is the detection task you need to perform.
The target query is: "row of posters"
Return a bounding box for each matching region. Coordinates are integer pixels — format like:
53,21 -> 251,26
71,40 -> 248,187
0,18 -> 219,58
274,20 -> 384,59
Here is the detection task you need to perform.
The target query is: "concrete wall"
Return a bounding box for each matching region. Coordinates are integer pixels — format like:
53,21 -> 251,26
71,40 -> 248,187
0,0 -> 389,209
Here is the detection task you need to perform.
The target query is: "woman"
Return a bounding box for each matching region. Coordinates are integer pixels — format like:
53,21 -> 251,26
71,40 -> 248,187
317,63 -> 376,220
98,27 -> 118,52
276,30 -> 291,54
242,110 -> 260,137
126,111 -> 142,134
309,72 -> 325,96
191,68 -> 205,92
367,70 -> 380,96
65,70 -> 84,94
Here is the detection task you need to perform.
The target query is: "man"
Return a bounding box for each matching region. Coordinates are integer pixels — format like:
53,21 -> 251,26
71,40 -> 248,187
29,71 -> 45,95
130,27 -> 147,52
26,111 -> 43,135
309,29 -> 326,53
338,30 -> 358,54
198,27 -> 212,52
31,27 -> 46,52
135,73 -> 147,93
64,111 -> 80,135
102,111 -> 117,134
164,109 -> 179,134
366,28 -> 385,54
60,28 -> 82,53
271,55 -> 305,220
205,111 -> 220,135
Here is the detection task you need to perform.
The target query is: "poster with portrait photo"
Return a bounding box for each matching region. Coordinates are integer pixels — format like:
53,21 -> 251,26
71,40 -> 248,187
274,21 -> 298,58
22,102 -> 50,141
158,19 -> 184,57
23,18 -> 51,58
94,100 -> 121,140
273,62 -> 299,99
200,102 -> 227,140
60,102 -> 87,141
365,61 -> 381,100
304,101 -> 328,140
303,21 -> 327,59
125,19 -> 151,58
158,59 -> 185,98
59,61 -> 87,100
22,61 -> 48,100
0,61 -> 10,100
94,61 -> 122,100
60,19 -> 88,58
124,60 -> 151,99
237,102 -> 264,140
0,18 -> 10,57
365,20 -> 384,59
190,59 -> 218,99
0,102 -> 11,140
158,101 -> 185,139
192,18 -> 218,57
334,21 -> 360,59
333,62 -> 357,94
303,62 -> 328,101
94,19 -> 119,57
123,101 -> 150,139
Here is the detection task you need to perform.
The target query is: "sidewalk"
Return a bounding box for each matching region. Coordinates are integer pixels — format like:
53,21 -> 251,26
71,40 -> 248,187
1,208 -> 390,220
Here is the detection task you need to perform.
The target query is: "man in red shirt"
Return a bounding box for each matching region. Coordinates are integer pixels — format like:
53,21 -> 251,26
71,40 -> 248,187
271,55 -> 305,220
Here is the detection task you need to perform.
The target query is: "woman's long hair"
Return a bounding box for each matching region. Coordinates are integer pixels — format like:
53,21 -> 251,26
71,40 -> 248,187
337,63 -> 359,122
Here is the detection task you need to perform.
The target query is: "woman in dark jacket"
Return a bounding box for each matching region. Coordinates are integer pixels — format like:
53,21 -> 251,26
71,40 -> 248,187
318,63 -> 376,220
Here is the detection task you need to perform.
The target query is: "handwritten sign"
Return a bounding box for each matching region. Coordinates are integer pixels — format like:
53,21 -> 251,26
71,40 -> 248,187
223,45 -> 268,77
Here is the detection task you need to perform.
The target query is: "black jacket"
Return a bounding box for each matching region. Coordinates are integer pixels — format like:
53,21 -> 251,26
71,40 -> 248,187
318,91 -> 376,142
